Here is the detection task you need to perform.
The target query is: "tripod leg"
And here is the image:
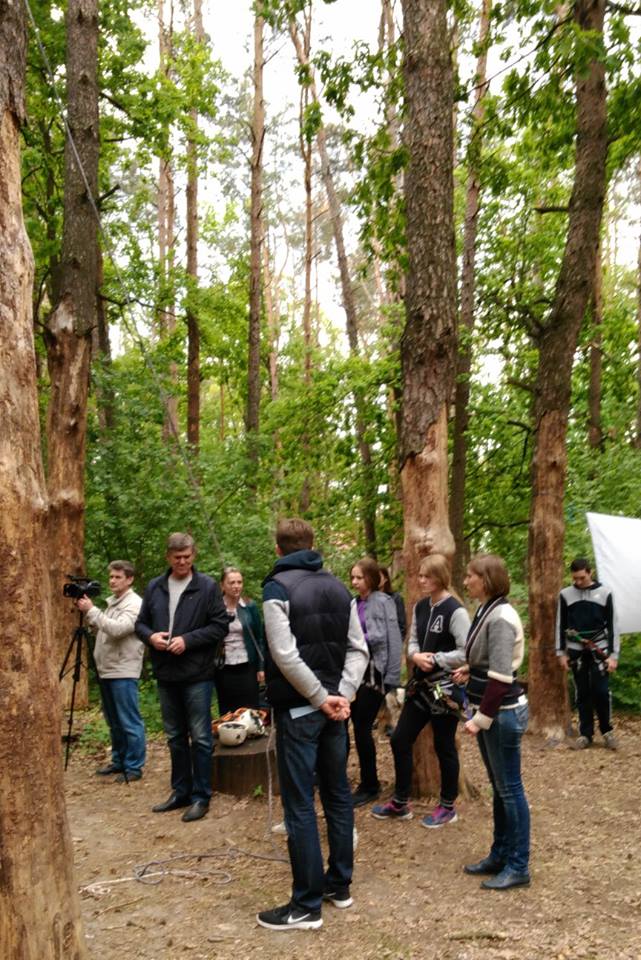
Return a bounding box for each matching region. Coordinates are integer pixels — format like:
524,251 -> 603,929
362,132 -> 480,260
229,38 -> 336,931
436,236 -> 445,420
63,628 -> 85,769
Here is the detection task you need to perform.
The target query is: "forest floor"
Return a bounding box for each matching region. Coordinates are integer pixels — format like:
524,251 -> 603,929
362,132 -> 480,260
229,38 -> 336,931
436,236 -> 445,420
65,714 -> 641,960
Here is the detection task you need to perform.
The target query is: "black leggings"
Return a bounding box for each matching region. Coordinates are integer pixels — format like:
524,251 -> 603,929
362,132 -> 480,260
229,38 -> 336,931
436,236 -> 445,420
350,683 -> 385,792
215,663 -> 259,716
390,697 -> 459,805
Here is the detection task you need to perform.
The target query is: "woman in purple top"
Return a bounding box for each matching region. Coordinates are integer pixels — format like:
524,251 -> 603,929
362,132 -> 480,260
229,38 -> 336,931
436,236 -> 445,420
349,557 -> 403,807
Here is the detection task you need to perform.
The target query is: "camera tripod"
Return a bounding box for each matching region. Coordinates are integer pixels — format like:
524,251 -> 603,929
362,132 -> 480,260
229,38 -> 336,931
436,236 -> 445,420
59,610 -> 93,769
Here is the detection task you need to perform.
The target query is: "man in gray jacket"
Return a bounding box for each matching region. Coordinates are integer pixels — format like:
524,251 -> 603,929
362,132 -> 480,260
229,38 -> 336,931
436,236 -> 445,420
77,561 -> 145,782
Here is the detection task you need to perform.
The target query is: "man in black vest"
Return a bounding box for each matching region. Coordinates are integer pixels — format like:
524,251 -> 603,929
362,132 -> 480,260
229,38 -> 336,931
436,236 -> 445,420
257,519 -> 368,931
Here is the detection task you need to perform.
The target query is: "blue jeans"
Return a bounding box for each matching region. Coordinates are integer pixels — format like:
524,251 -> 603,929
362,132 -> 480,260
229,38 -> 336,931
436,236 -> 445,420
99,678 -> 146,773
477,703 -> 530,874
157,681 -> 214,803
276,709 -> 354,913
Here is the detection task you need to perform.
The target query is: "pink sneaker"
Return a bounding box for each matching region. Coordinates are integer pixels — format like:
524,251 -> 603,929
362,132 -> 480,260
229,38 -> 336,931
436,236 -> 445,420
371,799 -> 413,820
421,805 -> 457,828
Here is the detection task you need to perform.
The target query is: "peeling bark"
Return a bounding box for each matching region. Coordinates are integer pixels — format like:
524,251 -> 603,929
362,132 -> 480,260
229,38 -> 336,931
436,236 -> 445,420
450,0 -> 492,594
0,3 -> 87,953
186,0 -> 204,453
588,244 -> 604,451
399,0 -> 456,595
246,12 -> 265,468
527,0 -> 608,739
45,0 -> 100,707
400,0 -> 458,796
157,0 -> 178,439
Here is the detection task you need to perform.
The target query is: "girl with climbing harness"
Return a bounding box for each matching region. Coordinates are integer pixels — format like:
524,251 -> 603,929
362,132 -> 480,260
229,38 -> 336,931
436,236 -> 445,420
372,554 -> 470,827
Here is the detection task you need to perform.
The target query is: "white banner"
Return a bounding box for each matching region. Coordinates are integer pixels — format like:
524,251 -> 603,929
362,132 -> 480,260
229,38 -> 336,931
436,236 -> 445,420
587,511 -> 641,635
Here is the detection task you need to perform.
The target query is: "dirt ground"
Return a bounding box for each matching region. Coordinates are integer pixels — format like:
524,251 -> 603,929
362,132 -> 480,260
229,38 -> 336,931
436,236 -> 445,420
65,715 -> 641,960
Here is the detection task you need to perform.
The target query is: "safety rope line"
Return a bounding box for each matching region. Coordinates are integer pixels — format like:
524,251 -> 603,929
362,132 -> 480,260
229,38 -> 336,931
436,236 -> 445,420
23,0 -> 226,566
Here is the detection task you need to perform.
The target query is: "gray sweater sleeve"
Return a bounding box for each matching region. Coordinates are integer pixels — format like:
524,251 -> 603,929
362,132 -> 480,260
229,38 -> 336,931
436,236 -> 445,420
434,606 -> 470,670
407,611 -> 419,659
339,604 -> 369,701
263,598 -> 328,708
487,617 -> 519,684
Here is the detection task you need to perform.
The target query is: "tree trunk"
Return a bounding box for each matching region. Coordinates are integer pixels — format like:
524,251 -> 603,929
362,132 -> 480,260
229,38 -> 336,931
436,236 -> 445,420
527,0 -> 608,739
95,247 -> 115,432
157,0 -> 178,439
246,12 -> 265,467
298,10 -> 314,513
45,0 -> 100,707
635,160 -> 641,449
400,0 -> 458,796
449,0 -> 492,595
0,4 -> 87,953
186,0 -> 204,452
289,17 -> 377,555
588,243 -> 604,451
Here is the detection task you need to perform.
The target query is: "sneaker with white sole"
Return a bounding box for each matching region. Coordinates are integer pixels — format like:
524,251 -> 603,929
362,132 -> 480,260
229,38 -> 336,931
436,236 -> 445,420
256,903 -> 322,930
323,889 -> 353,909
421,805 -> 458,828
570,735 -> 591,750
371,799 -> 413,821
603,731 -> 618,750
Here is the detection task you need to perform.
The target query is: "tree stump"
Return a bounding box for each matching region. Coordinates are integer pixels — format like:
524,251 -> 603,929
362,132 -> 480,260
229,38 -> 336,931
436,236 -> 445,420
212,736 -> 279,796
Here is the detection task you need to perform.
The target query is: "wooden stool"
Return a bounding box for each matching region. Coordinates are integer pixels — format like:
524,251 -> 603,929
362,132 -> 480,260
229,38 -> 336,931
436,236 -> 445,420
212,736 -> 279,796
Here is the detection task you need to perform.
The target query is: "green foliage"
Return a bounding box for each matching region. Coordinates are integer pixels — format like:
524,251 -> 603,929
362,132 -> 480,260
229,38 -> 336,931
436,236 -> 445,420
611,636 -> 641,714
23,0 -> 641,700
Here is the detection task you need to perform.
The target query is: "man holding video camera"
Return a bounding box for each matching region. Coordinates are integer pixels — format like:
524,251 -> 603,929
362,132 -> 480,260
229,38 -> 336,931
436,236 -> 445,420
76,561 -> 145,782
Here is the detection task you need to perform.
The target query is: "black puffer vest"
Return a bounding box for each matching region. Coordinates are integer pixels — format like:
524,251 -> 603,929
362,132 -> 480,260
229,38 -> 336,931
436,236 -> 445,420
265,568 -> 351,709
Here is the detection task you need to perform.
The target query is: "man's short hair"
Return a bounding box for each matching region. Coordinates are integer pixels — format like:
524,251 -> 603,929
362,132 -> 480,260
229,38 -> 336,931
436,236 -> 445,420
166,532 -> 196,553
108,560 -> 135,579
570,557 -> 591,573
276,518 -> 314,555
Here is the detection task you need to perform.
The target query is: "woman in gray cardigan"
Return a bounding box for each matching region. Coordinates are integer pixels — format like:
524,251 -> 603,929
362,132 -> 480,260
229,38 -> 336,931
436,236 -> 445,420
455,553 -> 530,891
349,556 -> 402,806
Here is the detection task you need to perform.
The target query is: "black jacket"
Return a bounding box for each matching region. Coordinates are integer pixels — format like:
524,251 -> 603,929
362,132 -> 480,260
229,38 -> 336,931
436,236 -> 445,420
135,568 -> 228,683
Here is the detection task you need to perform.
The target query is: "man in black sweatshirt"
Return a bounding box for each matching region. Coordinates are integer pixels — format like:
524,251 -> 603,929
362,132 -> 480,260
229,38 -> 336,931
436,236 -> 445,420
556,557 -> 619,750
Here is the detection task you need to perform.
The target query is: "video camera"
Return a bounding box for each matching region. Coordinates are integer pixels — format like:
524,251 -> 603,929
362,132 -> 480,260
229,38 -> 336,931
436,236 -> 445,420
63,574 -> 101,600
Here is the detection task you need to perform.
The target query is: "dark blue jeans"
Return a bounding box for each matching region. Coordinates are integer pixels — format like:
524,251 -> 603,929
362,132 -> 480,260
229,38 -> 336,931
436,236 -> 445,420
100,678 -> 146,773
276,709 -> 354,913
157,681 -> 214,803
477,703 -> 530,874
